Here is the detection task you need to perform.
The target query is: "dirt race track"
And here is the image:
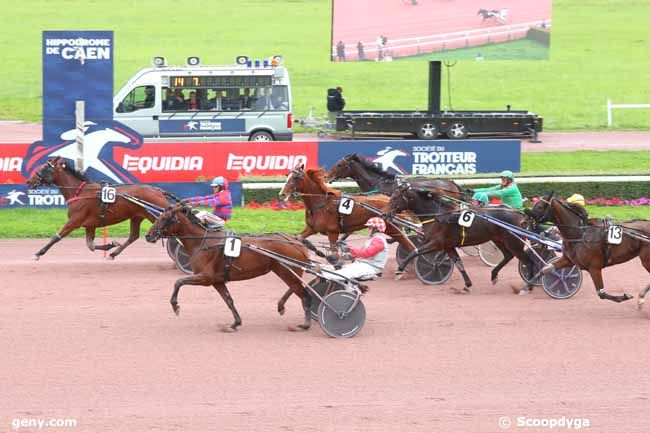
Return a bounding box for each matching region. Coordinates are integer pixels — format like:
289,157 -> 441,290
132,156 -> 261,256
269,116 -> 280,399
1,238 -> 649,433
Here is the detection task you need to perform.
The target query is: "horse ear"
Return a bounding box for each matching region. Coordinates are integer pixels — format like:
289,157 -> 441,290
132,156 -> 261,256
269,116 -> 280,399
299,163 -> 304,170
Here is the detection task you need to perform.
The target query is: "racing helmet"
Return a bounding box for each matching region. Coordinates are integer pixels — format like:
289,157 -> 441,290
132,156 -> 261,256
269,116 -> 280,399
365,217 -> 386,233
499,170 -> 514,180
566,193 -> 585,206
210,176 -> 228,188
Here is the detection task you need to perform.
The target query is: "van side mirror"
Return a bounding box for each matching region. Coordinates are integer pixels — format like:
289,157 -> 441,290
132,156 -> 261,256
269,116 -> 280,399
116,102 -> 124,113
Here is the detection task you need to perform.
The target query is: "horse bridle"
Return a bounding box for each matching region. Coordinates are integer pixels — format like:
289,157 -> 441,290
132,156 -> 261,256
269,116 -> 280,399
151,210 -> 180,240
30,160 -> 56,187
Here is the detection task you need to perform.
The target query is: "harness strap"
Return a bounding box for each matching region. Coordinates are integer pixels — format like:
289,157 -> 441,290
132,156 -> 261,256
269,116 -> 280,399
65,181 -> 87,205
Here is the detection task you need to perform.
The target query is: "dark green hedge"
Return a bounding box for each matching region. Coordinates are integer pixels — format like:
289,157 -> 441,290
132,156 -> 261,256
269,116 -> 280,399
527,28 -> 551,46
242,181 -> 649,204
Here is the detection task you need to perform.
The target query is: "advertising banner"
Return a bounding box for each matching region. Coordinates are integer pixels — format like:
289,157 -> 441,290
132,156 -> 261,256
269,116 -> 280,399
159,119 -> 246,135
0,182 -> 242,209
317,140 -> 520,175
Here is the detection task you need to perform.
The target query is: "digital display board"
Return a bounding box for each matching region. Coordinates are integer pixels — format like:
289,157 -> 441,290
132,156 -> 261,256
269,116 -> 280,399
331,0 -> 552,62
169,75 -> 273,88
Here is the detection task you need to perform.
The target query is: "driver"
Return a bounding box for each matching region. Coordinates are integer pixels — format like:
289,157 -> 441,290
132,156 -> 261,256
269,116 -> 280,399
182,176 -> 232,228
330,217 -> 388,282
472,170 -> 523,209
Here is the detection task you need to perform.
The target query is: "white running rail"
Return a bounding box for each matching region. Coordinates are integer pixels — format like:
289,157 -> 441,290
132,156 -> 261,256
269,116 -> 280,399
607,98 -> 650,127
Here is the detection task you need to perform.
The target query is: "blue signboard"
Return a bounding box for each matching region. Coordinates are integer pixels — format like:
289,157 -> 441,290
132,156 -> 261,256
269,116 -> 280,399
0,183 -> 242,209
159,119 -> 246,134
317,140 -> 521,175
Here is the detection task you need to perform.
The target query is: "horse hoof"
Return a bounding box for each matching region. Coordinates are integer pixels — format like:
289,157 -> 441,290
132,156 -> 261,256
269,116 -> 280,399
394,272 -> 404,281
519,289 -> 530,296
219,325 -> 237,333
172,304 -> 180,316
638,299 -> 645,310
491,278 -> 498,285
32,254 -> 40,261
288,324 -> 310,332
277,305 -> 286,316
107,255 -> 116,261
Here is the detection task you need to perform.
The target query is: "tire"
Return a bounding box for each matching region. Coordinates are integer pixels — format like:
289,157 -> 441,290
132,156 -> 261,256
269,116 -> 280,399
174,243 -> 193,275
478,241 -> 504,267
416,122 -> 438,139
518,246 -> 556,285
447,121 -> 468,139
166,237 -> 180,260
249,130 -> 274,141
318,291 -> 366,338
541,257 -> 583,299
395,234 -> 421,267
414,251 -> 454,285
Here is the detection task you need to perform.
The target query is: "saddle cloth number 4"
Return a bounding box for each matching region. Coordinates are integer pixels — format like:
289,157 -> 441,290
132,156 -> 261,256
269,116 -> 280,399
607,225 -> 623,245
224,237 -> 242,257
338,198 -> 355,215
101,186 -> 116,203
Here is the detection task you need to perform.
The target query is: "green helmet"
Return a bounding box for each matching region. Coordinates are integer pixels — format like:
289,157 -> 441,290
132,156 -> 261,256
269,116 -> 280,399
499,170 -> 514,180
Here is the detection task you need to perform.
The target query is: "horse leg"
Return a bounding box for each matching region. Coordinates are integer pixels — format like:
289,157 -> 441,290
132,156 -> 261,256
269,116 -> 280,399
447,248 -> 473,292
489,240 -> 514,285
639,285 -> 650,310
33,220 -> 80,260
84,227 -> 120,252
272,263 -> 312,331
170,274 -> 214,316
637,250 -> 650,309
213,283 -> 242,332
108,217 -> 144,259
589,268 -> 634,303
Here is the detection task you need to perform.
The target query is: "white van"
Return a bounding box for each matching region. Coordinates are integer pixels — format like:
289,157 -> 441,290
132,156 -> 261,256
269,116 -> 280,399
113,56 -> 293,141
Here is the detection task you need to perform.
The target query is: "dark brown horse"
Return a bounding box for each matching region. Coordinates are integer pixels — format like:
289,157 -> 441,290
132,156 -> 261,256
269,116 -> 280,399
389,184 -> 535,292
530,193 -> 650,304
145,203 -> 312,331
326,153 -> 467,198
27,157 -> 171,260
278,164 -> 416,255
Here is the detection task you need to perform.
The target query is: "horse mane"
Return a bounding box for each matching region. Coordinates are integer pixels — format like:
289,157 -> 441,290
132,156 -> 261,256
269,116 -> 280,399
60,160 -> 89,181
305,168 -> 337,194
352,155 -> 396,180
564,201 -> 589,224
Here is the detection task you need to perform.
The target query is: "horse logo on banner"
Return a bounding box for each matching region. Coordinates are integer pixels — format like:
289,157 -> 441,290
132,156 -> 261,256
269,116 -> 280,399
21,121 -> 143,184
371,146 -> 409,175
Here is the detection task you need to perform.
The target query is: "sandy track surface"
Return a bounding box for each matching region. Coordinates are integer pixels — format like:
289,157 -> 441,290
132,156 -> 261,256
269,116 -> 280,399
1,238 -> 648,432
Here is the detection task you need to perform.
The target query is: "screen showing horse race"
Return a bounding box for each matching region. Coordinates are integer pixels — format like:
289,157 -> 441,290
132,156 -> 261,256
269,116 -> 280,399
331,0 -> 553,62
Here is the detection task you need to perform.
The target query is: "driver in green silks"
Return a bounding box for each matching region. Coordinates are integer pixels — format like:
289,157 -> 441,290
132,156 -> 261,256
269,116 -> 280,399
472,170 -> 523,209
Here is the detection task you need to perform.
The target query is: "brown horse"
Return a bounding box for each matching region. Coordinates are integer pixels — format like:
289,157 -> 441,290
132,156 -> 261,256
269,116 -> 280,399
326,153 -> 467,198
278,164 -> 416,255
530,193 -> 650,304
27,157 -> 171,260
389,183 -> 535,292
145,203 -> 312,332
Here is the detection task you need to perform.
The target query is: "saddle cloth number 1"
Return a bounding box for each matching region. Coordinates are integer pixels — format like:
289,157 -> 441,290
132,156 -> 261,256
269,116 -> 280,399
338,198 -> 355,215
224,237 -> 242,257
101,187 -> 116,203
458,210 -> 475,228
607,225 -> 623,245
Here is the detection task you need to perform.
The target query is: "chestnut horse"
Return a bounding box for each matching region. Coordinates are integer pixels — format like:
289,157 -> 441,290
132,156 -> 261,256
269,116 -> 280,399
27,157 -> 172,260
326,153 -> 467,198
389,184 -> 535,293
145,203 -> 312,332
530,193 -> 650,304
278,164 -> 416,256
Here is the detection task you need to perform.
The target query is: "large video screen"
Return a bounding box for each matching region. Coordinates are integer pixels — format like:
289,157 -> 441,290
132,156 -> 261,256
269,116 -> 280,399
331,0 -> 552,61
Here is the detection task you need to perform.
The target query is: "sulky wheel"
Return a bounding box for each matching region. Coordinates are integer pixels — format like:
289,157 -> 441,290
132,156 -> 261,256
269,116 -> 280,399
478,241 -> 504,267
541,257 -> 583,299
414,251 -> 454,285
317,291 -> 366,338
518,245 -> 556,286
166,237 -> 180,260
460,246 -> 479,257
396,234 -> 421,268
307,278 -> 345,320
174,242 -> 193,275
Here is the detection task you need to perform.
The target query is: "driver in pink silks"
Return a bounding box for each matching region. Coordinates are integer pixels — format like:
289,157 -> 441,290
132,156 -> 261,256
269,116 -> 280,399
181,176 -> 232,228
333,217 -> 389,282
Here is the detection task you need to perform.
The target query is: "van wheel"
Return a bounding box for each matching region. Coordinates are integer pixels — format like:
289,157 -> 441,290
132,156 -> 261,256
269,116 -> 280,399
249,131 -> 274,141
416,123 -> 438,139
447,122 -> 468,139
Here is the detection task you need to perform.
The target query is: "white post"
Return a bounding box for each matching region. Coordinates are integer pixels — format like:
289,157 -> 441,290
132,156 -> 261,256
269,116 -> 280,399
606,98 -> 612,127
75,100 -> 85,171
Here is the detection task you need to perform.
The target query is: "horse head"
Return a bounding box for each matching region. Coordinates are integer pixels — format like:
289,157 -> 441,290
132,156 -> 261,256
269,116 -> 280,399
27,157 -> 61,188
278,163 -> 305,201
529,191 -> 556,224
389,182 -> 416,216
326,154 -> 357,182
146,202 -> 190,242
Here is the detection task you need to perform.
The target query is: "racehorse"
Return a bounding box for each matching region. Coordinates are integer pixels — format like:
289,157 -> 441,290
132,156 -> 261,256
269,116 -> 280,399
27,157 -> 172,260
477,8 -> 508,24
278,164 -> 416,256
389,183 -> 535,292
145,203 -> 313,332
530,193 -> 650,304
326,153 -> 468,198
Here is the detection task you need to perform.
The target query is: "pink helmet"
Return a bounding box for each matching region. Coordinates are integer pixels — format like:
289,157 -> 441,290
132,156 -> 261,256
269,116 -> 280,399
365,217 -> 386,232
